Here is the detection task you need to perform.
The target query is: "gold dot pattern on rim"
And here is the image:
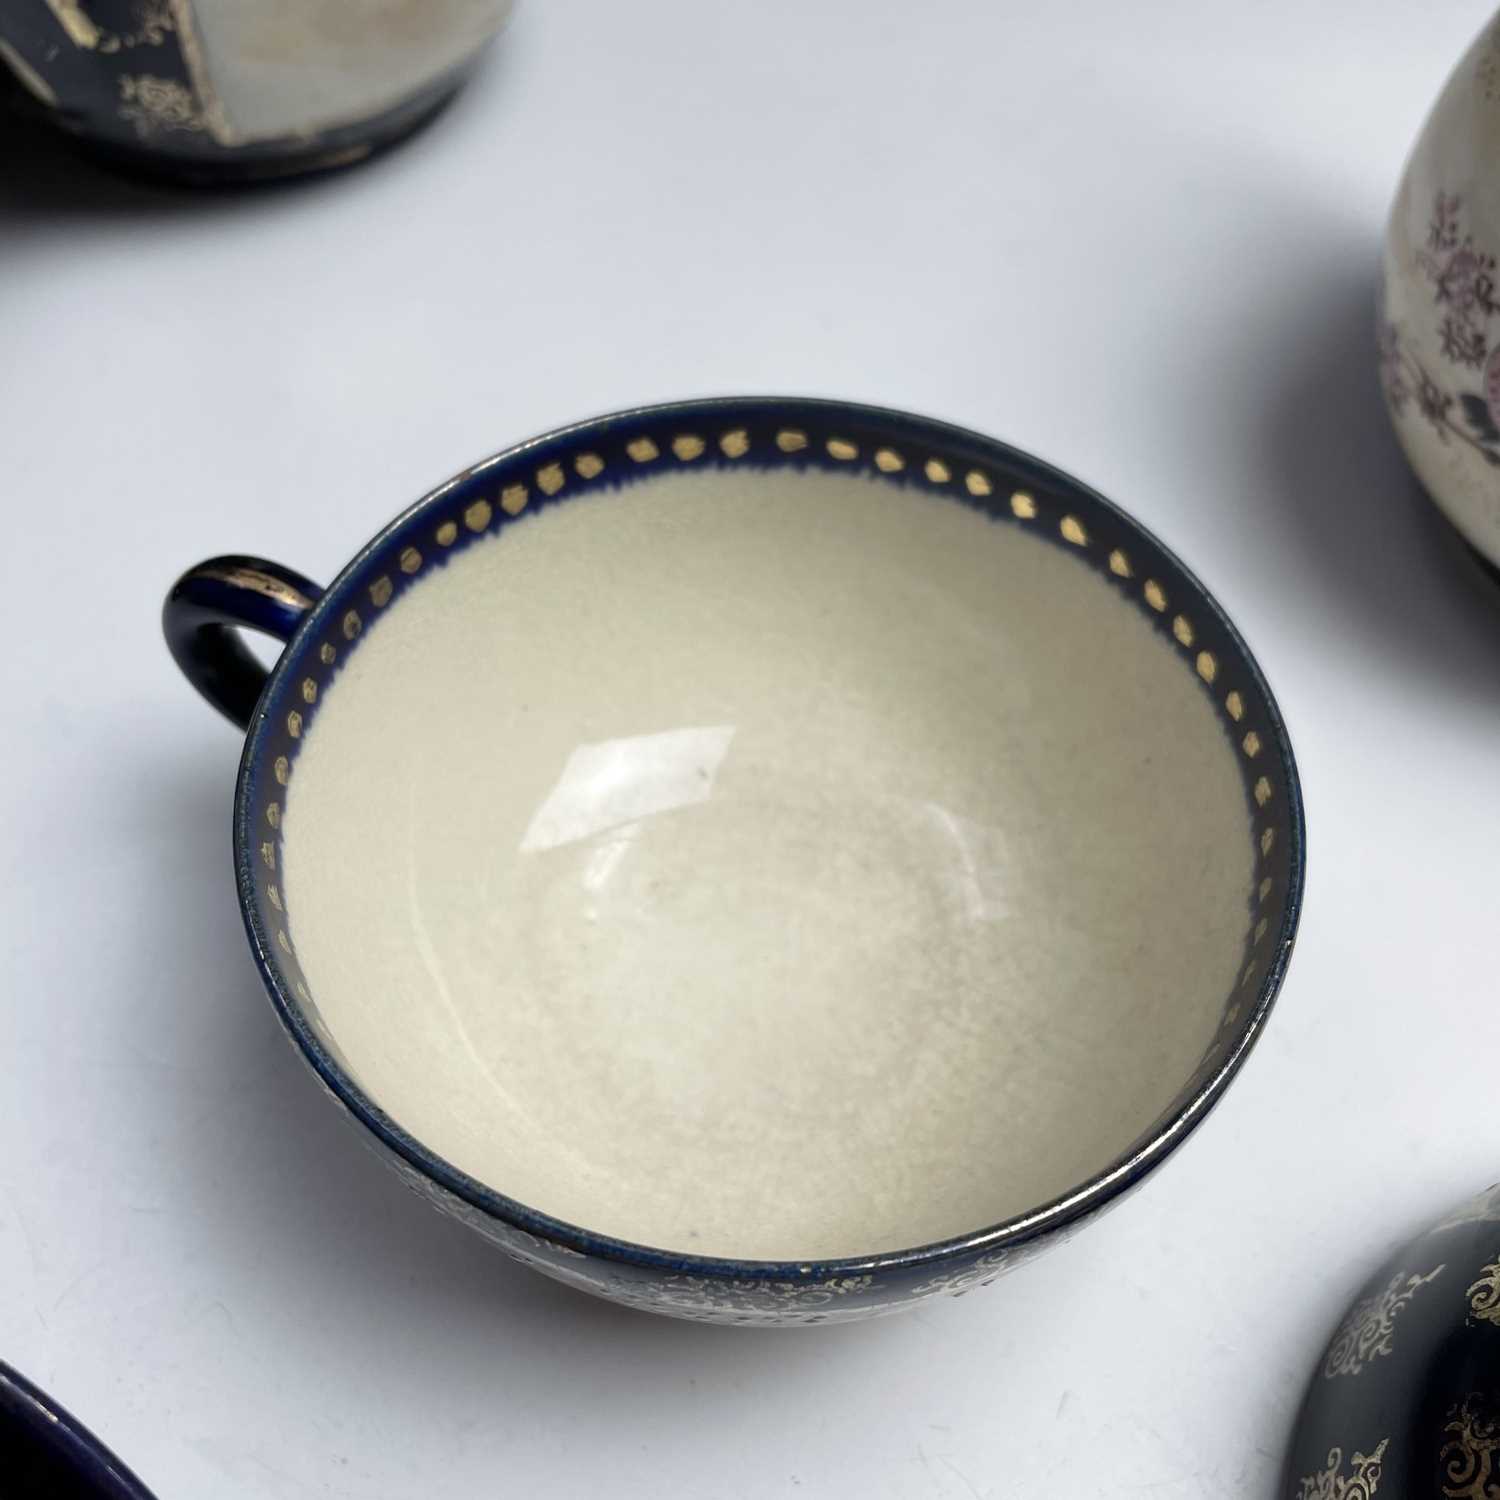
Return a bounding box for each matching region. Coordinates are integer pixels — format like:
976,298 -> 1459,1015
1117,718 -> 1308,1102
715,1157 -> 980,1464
1224,1002 -> 1240,1026
294,979 -> 311,1003
257,425 -> 1297,1141
278,432 -> 1284,953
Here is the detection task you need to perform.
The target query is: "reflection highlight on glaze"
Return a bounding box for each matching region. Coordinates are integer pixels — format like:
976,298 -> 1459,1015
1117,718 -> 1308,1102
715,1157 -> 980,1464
520,726 -> 736,854
923,801 -> 1013,924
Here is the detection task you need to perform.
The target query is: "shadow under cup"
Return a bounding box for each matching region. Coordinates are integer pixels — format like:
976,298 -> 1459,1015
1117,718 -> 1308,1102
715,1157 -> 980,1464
177,399 -> 1303,1324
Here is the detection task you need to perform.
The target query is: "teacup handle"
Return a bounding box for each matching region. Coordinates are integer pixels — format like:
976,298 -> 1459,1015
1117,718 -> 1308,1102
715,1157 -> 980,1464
163,556 -> 323,729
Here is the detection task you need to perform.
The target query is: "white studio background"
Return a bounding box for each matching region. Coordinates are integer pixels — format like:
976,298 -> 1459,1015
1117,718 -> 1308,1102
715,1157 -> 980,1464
4,1 -> 1500,1495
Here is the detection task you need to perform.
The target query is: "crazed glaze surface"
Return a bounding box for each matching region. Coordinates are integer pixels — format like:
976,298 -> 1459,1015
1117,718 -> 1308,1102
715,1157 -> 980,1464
282,466 -> 1252,1261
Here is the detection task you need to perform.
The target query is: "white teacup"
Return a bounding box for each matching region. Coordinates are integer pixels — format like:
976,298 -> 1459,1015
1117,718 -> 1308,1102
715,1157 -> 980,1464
165,398 -> 1304,1324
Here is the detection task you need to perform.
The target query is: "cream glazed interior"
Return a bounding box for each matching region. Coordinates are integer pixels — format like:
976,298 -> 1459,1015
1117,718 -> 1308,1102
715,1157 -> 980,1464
277,462 -> 1259,1262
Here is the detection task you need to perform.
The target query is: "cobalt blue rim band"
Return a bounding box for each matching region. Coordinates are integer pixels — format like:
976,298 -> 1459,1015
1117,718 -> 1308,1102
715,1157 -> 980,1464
0,1360 -> 158,1500
208,395 -> 1304,1285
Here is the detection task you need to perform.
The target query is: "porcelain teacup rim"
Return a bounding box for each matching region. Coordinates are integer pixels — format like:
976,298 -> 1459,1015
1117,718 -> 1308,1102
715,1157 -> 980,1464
221,394 -> 1306,1283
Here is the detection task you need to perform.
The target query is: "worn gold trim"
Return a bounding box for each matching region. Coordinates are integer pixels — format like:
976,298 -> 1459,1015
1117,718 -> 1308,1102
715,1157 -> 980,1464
45,0 -> 100,48
1468,1256 -> 1500,1325
1323,1266 -> 1445,1379
118,72 -> 206,136
0,39 -> 58,104
1296,1439 -> 1388,1499
1442,1396 -> 1500,1498
196,564 -> 315,614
